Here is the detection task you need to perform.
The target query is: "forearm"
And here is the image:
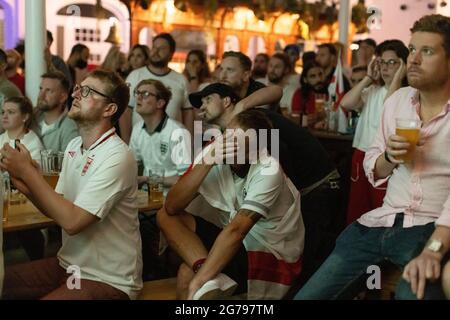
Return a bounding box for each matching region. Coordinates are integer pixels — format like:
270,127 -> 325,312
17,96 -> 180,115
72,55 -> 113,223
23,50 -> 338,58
22,167 -> 82,233
165,163 -> 213,215
241,85 -> 283,111
194,225 -> 244,283
119,107 -> 133,145
427,226 -> 450,256
340,76 -> 372,110
163,174 -> 181,187
374,152 -> 397,180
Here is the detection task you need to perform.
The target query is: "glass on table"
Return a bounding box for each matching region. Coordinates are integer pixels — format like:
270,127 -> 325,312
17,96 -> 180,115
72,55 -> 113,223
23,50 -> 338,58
41,150 -> 64,189
147,168 -> 165,204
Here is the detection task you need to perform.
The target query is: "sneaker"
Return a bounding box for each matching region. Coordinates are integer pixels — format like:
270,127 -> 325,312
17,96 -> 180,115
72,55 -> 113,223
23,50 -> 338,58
192,273 -> 238,300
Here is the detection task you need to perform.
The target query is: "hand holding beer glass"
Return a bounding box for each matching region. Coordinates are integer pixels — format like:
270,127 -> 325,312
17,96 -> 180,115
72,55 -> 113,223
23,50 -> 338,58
386,119 -> 422,163
41,150 -> 64,189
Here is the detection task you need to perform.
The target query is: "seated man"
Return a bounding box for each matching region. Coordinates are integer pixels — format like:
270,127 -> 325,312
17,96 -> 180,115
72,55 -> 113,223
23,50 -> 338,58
157,109 -> 304,300
189,82 -> 342,286
0,70 -> 142,300
130,79 -> 191,191
295,14 -> 450,300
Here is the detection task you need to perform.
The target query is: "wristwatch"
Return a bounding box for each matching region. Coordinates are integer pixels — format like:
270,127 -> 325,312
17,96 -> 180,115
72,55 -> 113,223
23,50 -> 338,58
426,239 -> 444,254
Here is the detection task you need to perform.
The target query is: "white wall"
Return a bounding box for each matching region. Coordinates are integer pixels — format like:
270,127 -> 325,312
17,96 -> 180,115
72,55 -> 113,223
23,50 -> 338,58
365,0 -> 441,45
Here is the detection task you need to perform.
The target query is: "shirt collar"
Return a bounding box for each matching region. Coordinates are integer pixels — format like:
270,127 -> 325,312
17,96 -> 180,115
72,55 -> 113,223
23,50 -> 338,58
409,87 -> 450,114
142,113 -> 168,135
84,127 -> 116,152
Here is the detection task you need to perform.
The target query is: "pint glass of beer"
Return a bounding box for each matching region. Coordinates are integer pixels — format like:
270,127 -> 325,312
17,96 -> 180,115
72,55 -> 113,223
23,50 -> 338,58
147,168 -> 164,204
41,150 -> 64,189
395,118 -> 422,162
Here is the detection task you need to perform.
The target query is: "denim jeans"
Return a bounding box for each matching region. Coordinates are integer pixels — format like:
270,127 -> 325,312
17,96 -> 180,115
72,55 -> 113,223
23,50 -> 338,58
294,214 -> 447,300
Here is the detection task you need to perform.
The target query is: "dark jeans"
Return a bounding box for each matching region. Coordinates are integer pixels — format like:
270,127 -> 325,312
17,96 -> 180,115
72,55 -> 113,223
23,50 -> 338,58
294,214 -> 447,300
298,179 -> 344,287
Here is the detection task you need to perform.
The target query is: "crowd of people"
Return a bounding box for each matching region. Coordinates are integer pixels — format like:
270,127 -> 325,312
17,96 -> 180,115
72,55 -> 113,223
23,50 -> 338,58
0,13 -> 449,300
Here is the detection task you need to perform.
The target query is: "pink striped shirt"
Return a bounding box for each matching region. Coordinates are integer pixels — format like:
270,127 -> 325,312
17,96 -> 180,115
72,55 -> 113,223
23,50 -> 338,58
360,87 -> 450,228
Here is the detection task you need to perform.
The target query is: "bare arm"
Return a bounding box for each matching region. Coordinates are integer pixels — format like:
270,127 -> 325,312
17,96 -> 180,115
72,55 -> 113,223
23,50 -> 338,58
119,107 -> 133,145
2,144 -> 98,235
187,209 -> 262,299
373,134 -> 409,180
385,59 -> 406,102
236,85 -> 283,113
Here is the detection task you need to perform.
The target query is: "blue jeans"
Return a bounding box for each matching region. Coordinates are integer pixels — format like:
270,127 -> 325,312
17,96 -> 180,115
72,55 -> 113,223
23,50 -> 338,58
294,214 -> 447,300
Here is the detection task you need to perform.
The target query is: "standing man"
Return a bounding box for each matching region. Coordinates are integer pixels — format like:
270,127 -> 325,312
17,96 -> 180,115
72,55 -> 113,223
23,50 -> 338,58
45,30 -> 73,87
251,53 -> 269,82
35,71 -> 79,153
266,52 -> 300,116
1,70 -> 143,300
122,33 -> 194,144
295,14 -> 450,300
66,43 -> 90,87
316,43 -> 351,93
284,44 -> 301,87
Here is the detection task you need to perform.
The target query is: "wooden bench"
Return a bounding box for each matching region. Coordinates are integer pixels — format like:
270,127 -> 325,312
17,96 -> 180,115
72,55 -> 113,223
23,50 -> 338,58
138,277 -> 177,300
137,277 -> 247,300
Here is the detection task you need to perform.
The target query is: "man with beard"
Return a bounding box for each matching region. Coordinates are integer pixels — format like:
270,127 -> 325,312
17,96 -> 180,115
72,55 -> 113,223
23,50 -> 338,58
122,33 -> 193,144
66,43 -> 90,87
266,52 -> 299,116
218,51 -> 282,112
0,69 -> 143,300
291,61 -> 328,128
35,71 -> 79,153
251,53 -> 269,82
188,82 -> 343,292
316,43 -> 351,93
295,14 -> 450,300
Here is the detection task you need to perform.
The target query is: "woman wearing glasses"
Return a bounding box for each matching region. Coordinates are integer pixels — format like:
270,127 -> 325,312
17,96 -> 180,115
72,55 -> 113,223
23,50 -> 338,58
341,40 -> 409,224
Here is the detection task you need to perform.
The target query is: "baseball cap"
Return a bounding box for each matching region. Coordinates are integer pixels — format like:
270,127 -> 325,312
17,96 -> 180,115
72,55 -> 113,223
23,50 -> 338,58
188,83 -> 240,108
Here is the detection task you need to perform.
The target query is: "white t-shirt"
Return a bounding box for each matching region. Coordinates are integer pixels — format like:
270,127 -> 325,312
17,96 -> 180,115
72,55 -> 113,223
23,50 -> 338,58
286,73 -> 301,88
130,116 -> 191,182
352,85 -> 388,152
39,120 -> 56,135
126,66 -> 191,125
0,130 -> 44,164
55,128 -> 143,299
193,150 -> 304,299
279,84 -> 300,114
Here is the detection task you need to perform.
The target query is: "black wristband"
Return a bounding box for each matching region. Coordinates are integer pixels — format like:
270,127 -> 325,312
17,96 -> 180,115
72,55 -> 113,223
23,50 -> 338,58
384,151 -> 394,164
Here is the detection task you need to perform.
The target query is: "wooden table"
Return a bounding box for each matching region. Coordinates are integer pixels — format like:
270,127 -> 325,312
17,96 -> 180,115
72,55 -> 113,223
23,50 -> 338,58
3,190 -> 163,233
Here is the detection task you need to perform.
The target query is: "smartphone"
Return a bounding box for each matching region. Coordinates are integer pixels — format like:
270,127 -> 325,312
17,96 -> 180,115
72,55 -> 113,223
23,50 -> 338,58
14,139 -> 20,150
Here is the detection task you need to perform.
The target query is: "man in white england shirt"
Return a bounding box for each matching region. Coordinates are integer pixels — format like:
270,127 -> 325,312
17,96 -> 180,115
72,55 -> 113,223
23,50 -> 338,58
0,70 -> 142,300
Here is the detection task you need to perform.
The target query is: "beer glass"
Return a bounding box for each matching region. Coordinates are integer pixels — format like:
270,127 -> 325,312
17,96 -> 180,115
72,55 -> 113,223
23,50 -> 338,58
147,168 -> 164,204
395,118 -> 422,162
41,150 -> 64,189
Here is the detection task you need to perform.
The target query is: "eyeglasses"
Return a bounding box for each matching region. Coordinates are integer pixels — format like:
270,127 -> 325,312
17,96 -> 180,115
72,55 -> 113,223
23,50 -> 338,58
134,90 -> 159,100
74,84 -> 113,101
379,59 -> 400,68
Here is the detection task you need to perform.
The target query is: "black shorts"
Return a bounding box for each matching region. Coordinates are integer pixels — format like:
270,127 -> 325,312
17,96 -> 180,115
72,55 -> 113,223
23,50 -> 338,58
194,216 -> 248,294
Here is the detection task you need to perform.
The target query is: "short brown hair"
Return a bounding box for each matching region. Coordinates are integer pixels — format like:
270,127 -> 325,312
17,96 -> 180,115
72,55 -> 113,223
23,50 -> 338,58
410,14 -> 450,57
222,51 -> 252,71
136,79 -> 172,110
41,71 -> 70,93
271,52 -> 291,71
4,96 -> 34,129
88,69 -> 130,124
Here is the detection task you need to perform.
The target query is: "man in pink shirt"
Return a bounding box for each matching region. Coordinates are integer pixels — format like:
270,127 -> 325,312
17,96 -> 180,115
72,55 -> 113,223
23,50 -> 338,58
295,14 -> 450,300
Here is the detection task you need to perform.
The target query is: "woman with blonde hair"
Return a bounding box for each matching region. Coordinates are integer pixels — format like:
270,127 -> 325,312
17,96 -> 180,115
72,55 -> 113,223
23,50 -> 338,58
101,46 -> 128,78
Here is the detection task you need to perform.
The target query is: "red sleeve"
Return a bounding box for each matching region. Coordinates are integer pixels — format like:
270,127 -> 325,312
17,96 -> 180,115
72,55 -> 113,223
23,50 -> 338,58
291,89 -> 301,114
